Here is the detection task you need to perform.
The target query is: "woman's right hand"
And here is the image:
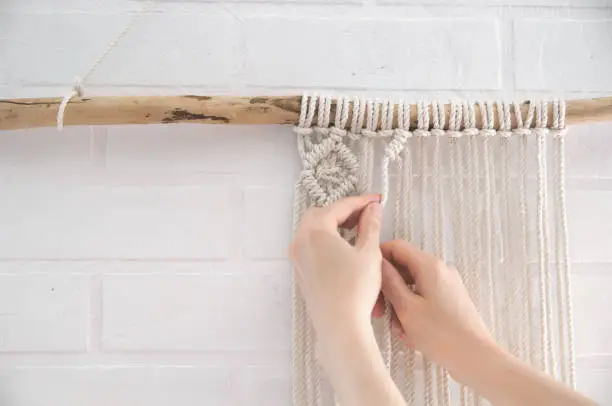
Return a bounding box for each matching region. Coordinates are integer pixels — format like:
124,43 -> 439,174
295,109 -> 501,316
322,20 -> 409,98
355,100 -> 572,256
378,239 -> 597,406
376,239 -> 495,380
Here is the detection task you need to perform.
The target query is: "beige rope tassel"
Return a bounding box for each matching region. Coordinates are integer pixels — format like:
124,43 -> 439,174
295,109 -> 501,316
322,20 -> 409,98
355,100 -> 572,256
291,95 -> 575,406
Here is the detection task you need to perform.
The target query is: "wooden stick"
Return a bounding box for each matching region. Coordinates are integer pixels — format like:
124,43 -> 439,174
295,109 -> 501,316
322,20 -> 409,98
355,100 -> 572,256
1,95 -> 612,131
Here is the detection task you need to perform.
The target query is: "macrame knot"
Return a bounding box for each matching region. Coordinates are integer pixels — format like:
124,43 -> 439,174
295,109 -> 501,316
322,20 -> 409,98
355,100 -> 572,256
535,128 -> 550,137
480,129 -> 496,138
346,131 -> 361,141
463,128 -> 479,137
499,131 -> 513,138
384,129 -> 411,162
414,129 -> 430,137
360,129 -> 378,138
314,127 -> 331,137
394,128 -> 413,140
330,127 -> 348,138
552,128 -> 568,139
431,129 -> 445,137
299,135 -> 359,207
448,130 -> 463,138
513,128 -> 532,137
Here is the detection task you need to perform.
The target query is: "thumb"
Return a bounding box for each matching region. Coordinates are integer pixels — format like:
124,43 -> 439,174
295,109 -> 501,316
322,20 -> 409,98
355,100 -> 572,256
355,202 -> 382,251
381,258 -> 419,312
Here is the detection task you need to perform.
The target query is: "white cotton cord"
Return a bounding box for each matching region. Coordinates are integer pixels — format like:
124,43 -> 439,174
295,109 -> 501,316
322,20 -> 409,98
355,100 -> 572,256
448,103 -> 468,406
432,101 -> 451,406
390,149 -> 404,388
478,102 -> 498,353
380,99 -> 395,369
552,100 -> 576,387
499,101 -> 517,353
463,101 -> 484,406
517,119 -> 536,367
535,100 -> 555,376
390,102 -> 409,393
293,116 -> 310,405
536,126 -> 549,373
292,182 -> 308,406
540,101 -> 556,379
432,109 -> 450,406
56,0 -> 154,131
57,77 -> 84,131
514,100 -> 537,365
402,124 -> 417,405
417,102 -> 434,406
381,105 -> 411,206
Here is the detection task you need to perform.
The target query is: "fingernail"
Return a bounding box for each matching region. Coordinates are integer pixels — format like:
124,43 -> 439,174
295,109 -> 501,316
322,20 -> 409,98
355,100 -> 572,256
377,193 -> 383,203
370,202 -> 382,219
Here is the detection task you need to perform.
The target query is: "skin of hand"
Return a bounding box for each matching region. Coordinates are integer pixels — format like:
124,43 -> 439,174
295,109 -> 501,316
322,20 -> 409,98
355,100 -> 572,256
290,194 -> 384,338
374,239 -> 494,378
289,194 -> 405,406
377,239 -> 596,406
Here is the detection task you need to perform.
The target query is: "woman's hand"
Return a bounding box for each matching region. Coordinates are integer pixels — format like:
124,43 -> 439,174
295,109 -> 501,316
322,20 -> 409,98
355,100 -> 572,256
378,240 -> 596,406
289,194 -> 383,339
376,240 -> 493,379
289,195 -> 406,406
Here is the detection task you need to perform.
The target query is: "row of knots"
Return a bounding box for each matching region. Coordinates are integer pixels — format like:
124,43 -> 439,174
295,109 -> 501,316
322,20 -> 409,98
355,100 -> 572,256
298,132 -> 359,207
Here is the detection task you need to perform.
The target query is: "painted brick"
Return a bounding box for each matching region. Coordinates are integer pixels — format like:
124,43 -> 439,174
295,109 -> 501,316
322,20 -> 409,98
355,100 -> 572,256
572,269 -> 612,355
567,190 -> 612,263
244,187 -> 294,259
0,127 -> 92,179
514,20 -> 612,91
0,12 -> 240,87
0,274 -> 88,352
576,366 -> 612,405
379,0 -> 611,5
244,18 -> 501,90
0,366 -> 233,406
101,263 -> 291,351
89,13 -> 241,86
0,14 -> 131,86
0,182 -> 236,259
237,367 -> 292,406
0,0 -> 139,13
566,122 -> 612,179
105,124 -> 299,184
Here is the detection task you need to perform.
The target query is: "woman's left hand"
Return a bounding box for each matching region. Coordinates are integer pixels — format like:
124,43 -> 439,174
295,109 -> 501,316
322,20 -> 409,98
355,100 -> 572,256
289,194 -> 383,341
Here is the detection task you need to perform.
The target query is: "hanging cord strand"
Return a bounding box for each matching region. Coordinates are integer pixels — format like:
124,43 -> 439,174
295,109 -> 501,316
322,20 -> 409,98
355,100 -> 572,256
448,102 -> 469,406
535,101 -> 554,375
292,93 -> 318,406
57,0 -> 155,130
552,100 -> 576,387
431,101 -> 451,406
415,101 -> 434,406
402,105 -> 417,406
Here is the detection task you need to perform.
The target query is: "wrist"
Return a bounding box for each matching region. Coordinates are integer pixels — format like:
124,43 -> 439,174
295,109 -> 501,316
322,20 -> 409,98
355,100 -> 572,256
316,321 -> 404,406
448,337 -> 513,398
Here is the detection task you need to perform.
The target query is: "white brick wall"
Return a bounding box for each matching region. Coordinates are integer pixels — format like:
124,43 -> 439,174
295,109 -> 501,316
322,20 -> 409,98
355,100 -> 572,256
1,1 -> 612,405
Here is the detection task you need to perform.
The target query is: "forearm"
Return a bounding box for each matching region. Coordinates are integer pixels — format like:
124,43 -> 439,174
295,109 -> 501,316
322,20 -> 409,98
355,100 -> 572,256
316,321 -> 405,406
454,339 -> 595,406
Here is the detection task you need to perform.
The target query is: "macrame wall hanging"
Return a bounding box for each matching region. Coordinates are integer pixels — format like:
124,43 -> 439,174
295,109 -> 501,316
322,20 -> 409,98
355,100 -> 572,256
291,94 -> 575,406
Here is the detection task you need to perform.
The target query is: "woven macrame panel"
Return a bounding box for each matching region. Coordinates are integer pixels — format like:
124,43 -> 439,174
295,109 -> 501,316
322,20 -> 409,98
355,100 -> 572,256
292,95 -> 575,406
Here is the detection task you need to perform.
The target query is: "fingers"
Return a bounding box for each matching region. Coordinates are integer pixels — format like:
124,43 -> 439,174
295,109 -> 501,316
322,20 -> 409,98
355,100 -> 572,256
355,202 -> 382,251
322,194 -> 381,228
380,240 -> 440,286
381,258 -> 420,313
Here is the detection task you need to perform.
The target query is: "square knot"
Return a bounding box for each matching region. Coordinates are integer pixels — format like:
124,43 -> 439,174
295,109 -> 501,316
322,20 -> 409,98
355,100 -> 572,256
299,137 -> 359,207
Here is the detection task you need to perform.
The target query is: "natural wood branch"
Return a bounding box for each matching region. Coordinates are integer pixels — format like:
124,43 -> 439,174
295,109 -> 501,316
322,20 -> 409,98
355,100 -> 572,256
1,95 -> 612,131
